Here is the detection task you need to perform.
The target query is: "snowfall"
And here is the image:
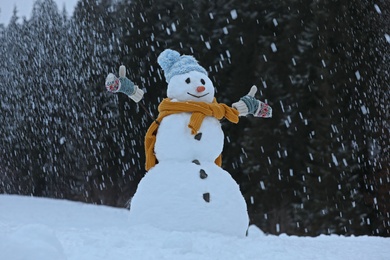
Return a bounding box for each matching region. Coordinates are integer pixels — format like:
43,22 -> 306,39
0,195 -> 388,260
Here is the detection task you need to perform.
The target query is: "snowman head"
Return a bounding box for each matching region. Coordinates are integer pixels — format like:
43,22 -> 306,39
158,49 -> 215,103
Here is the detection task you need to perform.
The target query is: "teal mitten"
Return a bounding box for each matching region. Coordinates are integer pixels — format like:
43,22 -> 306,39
232,86 -> 272,118
105,65 -> 144,102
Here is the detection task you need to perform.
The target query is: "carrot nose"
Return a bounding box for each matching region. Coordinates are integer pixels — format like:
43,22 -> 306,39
196,86 -> 205,92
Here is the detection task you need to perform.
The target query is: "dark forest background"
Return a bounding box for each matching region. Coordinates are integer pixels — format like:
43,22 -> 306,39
0,0 -> 389,236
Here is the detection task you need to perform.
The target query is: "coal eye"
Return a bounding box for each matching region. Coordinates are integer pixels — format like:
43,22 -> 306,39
185,78 -> 191,84
200,79 -> 206,85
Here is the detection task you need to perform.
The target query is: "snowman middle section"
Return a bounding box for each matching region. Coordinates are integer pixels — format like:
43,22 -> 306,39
154,113 -> 224,162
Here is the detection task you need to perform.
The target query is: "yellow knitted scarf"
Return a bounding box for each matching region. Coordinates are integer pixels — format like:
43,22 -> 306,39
144,98 -> 239,171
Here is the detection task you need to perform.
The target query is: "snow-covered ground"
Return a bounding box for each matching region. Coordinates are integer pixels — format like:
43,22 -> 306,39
0,195 -> 389,260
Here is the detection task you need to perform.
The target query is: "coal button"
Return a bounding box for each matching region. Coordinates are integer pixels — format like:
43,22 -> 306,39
203,192 -> 210,202
192,159 -> 200,165
194,132 -> 202,141
200,169 -> 208,179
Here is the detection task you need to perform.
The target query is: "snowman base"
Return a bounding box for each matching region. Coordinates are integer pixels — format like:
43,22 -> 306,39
129,161 -> 249,237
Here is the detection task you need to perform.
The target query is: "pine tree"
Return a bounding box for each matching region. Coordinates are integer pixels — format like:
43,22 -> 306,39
0,7 -> 36,194
70,0 -> 141,206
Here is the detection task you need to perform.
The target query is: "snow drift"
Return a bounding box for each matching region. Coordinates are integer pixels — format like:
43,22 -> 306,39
0,195 -> 389,260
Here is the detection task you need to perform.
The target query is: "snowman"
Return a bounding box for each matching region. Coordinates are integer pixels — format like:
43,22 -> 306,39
105,49 -> 272,237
